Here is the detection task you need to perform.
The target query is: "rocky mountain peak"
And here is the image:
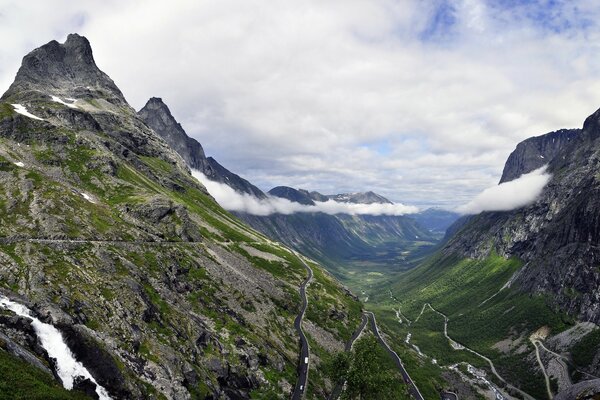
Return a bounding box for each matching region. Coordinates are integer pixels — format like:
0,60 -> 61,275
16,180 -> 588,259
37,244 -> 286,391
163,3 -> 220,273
1,33 -> 125,103
138,97 -> 206,167
330,191 -> 393,204
268,186 -> 315,205
138,97 -> 268,199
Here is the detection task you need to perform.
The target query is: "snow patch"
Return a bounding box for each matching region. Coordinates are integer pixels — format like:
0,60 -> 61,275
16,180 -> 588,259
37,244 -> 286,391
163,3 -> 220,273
0,296 -> 111,399
51,95 -> 78,109
11,104 -> 44,121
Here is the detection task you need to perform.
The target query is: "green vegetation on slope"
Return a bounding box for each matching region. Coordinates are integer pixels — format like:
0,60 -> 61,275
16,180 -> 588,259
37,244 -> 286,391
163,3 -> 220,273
325,335 -> 410,400
369,252 -> 575,399
0,349 -> 91,400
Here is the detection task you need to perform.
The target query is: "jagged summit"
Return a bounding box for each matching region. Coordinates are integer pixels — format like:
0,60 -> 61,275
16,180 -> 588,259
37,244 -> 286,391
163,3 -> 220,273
138,97 -> 267,199
268,187 -> 393,205
138,97 -> 207,168
2,33 -> 126,104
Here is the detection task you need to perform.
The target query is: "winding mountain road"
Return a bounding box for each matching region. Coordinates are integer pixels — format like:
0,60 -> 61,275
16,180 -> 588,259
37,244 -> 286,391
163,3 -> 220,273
328,313 -> 369,400
291,253 -> 313,400
0,237 -> 203,245
365,311 -> 425,400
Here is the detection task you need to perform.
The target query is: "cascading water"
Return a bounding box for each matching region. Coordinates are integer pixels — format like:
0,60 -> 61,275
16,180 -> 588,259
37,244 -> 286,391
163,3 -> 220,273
0,295 -> 111,400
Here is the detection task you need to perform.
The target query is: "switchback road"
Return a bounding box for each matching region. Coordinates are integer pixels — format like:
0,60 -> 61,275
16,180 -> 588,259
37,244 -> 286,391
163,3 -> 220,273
291,253 -> 313,400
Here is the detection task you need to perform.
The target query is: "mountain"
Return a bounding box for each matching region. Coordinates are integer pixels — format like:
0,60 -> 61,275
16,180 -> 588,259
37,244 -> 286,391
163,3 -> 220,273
375,118 -> 600,398
0,34 -> 363,400
326,191 -> 393,205
268,186 -> 315,205
138,97 -> 266,199
269,187 -> 394,206
240,189 -> 436,286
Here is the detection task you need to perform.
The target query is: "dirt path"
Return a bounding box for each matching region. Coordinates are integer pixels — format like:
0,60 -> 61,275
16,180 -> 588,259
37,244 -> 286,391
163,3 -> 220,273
531,339 -> 553,399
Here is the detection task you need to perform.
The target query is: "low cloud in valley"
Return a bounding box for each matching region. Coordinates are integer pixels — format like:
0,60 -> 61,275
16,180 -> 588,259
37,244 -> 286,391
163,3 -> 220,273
192,171 -> 418,216
456,166 -> 551,215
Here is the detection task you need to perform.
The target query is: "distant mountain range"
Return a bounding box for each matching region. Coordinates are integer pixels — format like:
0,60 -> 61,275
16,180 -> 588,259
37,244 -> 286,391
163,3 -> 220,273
139,98 -> 459,283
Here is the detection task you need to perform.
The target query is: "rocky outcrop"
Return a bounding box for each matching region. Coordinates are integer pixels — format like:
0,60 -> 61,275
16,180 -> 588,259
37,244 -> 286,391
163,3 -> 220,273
1,33 -> 127,106
554,378 -> 600,400
137,98 -> 206,170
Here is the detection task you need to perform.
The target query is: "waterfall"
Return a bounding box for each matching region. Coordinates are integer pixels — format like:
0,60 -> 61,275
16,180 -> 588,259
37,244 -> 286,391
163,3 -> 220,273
0,295 -> 111,400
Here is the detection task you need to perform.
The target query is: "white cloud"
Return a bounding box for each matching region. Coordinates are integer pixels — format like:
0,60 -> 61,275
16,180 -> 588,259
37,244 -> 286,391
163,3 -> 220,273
192,170 -> 418,216
456,166 -> 551,215
1,1 -> 600,207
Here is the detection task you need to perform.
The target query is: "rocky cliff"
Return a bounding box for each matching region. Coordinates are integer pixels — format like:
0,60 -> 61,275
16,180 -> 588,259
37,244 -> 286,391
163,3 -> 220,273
499,128 -> 579,183
444,120 -> 600,324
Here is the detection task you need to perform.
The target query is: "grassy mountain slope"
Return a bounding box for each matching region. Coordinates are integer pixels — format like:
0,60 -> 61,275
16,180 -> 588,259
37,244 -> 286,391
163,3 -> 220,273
0,34 -> 362,399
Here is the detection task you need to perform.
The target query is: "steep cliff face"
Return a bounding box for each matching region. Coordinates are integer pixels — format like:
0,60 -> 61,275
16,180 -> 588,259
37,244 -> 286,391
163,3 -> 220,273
379,111 -> 600,399
0,35 -> 362,399
443,119 -> 600,323
138,98 -> 266,199
137,97 -> 207,170
499,128 -> 580,183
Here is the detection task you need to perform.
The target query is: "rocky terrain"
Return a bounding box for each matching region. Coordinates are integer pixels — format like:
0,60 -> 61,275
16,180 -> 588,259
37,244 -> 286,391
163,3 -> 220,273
0,34 -> 362,399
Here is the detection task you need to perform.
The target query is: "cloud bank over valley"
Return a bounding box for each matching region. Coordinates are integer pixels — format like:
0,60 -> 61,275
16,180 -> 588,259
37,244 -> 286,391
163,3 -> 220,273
192,170 -> 419,216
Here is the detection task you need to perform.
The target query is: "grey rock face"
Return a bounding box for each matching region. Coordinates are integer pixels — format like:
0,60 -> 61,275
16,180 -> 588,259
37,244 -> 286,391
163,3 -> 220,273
138,97 -> 267,199
138,97 -> 206,169
554,378 -> 600,400
2,33 -> 127,105
443,110 -> 600,324
499,128 -> 579,183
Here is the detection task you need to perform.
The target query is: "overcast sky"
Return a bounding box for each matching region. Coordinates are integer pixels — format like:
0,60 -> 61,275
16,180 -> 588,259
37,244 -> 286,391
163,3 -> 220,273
2,0 -> 600,208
